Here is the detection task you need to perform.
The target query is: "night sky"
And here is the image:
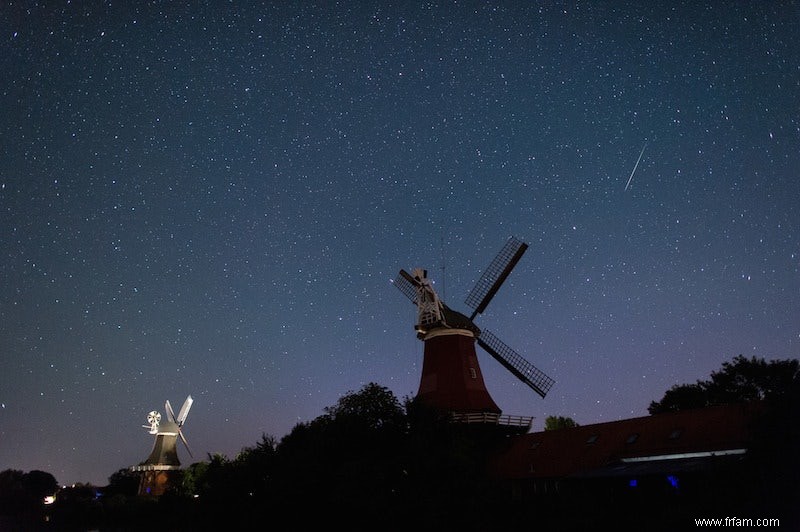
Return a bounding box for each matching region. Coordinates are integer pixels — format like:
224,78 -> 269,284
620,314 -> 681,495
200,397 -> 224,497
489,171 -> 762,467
2,2 -> 798,487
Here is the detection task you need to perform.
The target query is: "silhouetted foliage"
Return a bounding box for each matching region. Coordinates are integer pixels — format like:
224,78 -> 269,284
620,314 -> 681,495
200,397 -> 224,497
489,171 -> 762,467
15,371 -> 800,530
323,382 -> 406,430
0,469 -> 24,516
649,355 -> 800,414
646,355 -> 800,526
229,433 -> 278,499
270,383 -> 409,526
544,415 -> 579,430
106,468 -> 140,497
179,460 -> 208,497
740,361 -> 800,524
49,483 -> 104,529
402,396 -> 514,529
0,468 -> 58,527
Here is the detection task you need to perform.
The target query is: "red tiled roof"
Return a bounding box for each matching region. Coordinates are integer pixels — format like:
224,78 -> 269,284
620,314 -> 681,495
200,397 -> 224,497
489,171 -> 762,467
489,402 -> 762,480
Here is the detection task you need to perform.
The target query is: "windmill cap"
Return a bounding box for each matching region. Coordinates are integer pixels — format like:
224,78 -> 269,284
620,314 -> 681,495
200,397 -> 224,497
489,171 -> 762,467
157,420 -> 180,434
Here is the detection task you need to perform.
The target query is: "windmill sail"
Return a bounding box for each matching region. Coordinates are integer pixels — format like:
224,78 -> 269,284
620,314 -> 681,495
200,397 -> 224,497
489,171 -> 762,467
393,269 -> 420,304
165,400 -> 176,423
175,396 -> 194,456
178,430 -> 193,458
477,329 -> 554,399
177,395 -> 193,426
465,236 -> 528,320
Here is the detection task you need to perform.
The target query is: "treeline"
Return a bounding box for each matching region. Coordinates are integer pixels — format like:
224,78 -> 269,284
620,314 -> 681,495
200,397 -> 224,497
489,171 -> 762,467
4,356 -> 799,530
0,469 -> 59,528
157,383 -> 525,530
7,384 -> 529,530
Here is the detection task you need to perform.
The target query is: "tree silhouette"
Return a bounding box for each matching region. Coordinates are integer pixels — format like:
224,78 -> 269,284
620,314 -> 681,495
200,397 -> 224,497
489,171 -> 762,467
106,468 -> 140,497
544,415 -> 579,430
0,468 -> 58,524
271,383 -> 408,526
10,362 -> 799,530
649,355 -> 799,414
647,355 -> 800,526
322,382 -> 406,430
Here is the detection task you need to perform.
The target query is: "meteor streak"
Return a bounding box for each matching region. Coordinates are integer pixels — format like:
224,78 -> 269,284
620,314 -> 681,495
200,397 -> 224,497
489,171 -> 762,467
625,142 -> 647,191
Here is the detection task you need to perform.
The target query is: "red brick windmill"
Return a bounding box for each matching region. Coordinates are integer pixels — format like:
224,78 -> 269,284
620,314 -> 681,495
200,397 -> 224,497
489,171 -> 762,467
393,237 -> 554,429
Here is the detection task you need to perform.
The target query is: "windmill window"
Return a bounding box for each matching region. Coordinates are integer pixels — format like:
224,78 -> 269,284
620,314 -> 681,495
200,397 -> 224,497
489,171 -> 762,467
668,428 -> 683,440
626,433 -> 639,444
586,434 -> 598,444
469,368 -> 477,379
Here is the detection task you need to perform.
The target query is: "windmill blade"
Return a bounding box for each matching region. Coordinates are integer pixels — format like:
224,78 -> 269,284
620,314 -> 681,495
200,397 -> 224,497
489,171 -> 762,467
165,400 -> 176,423
392,269 -> 421,304
476,329 -> 555,399
178,429 -> 194,458
465,236 -> 528,320
177,395 -> 193,426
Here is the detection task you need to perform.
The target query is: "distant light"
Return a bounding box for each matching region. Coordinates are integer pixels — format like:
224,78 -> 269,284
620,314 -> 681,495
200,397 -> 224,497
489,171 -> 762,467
628,479 -> 637,488
44,495 -> 56,505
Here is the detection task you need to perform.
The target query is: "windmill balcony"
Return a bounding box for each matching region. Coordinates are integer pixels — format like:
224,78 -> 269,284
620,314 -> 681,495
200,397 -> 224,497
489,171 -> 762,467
451,412 -> 534,429
130,464 -> 181,472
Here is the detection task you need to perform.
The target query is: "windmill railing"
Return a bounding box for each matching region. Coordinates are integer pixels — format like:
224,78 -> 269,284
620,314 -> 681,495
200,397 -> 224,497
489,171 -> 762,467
451,412 -> 534,429
130,464 -> 181,472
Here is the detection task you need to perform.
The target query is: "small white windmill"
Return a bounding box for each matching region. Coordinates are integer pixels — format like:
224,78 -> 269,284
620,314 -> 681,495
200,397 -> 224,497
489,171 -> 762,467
139,395 -> 194,467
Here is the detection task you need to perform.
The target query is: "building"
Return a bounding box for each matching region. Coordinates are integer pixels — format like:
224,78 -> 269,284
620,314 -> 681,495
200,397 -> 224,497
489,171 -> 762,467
486,401 -> 795,529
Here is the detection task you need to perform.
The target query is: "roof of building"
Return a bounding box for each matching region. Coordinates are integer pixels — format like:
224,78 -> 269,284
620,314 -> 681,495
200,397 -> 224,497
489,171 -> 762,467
488,401 -> 763,480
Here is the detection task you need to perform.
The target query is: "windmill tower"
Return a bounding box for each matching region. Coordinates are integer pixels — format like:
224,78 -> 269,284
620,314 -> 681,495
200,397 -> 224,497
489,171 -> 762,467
131,395 -> 194,496
393,236 -> 554,431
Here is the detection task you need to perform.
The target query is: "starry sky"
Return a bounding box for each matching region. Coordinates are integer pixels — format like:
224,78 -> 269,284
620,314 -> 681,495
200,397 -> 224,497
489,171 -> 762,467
1,1 -> 798,487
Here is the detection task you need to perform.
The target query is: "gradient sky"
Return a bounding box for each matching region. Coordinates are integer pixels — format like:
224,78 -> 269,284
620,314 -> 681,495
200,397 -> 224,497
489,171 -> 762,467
1,2 -> 798,487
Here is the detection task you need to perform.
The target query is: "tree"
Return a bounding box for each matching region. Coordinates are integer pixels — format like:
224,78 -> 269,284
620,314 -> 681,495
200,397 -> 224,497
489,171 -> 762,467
322,382 -> 406,430
22,470 -> 58,502
544,415 -> 579,430
179,460 -> 208,497
649,355 -> 800,414
0,469 -> 58,517
271,383 -> 409,526
0,469 -> 25,515
106,468 -> 139,497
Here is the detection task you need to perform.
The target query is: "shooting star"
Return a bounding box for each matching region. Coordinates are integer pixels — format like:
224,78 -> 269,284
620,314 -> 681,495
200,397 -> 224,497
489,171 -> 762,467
624,142 -> 647,191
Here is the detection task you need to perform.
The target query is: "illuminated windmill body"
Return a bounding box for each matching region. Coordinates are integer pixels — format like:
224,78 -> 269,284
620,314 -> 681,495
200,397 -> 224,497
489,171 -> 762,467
394,237 -> 554,429
131,395 -> 194,496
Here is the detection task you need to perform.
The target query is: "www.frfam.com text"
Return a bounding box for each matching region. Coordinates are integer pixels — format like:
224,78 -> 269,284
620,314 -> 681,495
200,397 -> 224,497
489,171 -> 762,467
695,516 -> 780,527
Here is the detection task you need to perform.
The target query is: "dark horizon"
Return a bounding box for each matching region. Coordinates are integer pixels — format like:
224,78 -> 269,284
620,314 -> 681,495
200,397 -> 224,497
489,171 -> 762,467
3,383 -> 798,531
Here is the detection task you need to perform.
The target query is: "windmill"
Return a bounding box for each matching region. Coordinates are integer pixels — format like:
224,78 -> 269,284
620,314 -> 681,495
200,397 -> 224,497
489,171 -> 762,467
393,236 -> 554,427
131,395 -> 194,496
